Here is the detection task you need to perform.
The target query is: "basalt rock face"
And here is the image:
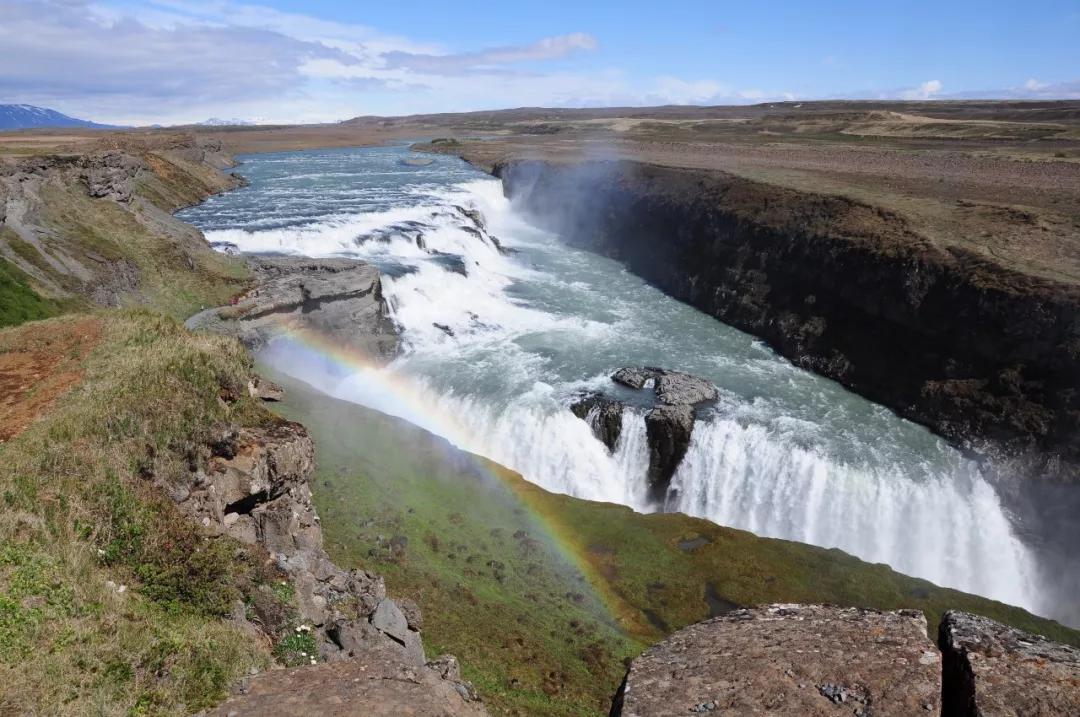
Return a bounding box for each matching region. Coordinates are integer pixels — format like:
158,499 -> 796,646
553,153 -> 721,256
939,610 -> 1080,716
570,392 -> 625,451
613,604 -> 941,716
178,421 -> 484,713
185,255 -> 400,358
571,367 -> 717,500
644,403 -> 695,498
498,160 -> 1080,481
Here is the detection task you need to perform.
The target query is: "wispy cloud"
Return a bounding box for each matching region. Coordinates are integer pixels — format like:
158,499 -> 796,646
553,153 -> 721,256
382,33 -> 598,76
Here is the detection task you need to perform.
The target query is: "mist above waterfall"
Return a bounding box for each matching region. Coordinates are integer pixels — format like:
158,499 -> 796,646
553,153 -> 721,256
180,144 -> 1066,624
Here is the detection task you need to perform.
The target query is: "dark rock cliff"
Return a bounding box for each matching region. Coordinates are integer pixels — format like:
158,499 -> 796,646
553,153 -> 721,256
497,160 -> 1080,481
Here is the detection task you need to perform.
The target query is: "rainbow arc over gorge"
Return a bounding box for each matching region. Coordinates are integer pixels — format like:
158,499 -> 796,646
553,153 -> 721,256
264,314 -> 655,637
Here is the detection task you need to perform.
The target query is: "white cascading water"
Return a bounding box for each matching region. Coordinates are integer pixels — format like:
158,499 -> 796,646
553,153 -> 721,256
181,145 -> 1047,619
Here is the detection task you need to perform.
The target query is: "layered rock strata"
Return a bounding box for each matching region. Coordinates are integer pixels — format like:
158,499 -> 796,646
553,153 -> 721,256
185,255 -> 400,358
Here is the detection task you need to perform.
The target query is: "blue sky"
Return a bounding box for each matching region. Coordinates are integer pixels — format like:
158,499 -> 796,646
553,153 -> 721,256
1,0 -> 1078,124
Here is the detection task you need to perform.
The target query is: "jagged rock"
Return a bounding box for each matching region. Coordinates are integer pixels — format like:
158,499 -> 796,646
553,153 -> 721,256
607,367 -> 717,498
204,642 -> 487,716
80,150 -> 144,202
427,654 -> 462,682
372,599 -> 410,643
939,610 -> 1080,716
171,421 -> 469,694
612,367 -> 653,390
185,256 -> 399,358
613,604 -> 940,717
398,597 -> 423,631
612,366 -> 717,406
644,404 -> 694,500
454,205 -> 486,232
570,393 -> 624,451
247,376 -> 284,402
653,371 -> 718,406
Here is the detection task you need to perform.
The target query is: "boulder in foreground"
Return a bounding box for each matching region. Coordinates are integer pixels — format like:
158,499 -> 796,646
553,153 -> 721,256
614,604 -> 940,716
940,610 -> 1080,716
204,642 -> 486,717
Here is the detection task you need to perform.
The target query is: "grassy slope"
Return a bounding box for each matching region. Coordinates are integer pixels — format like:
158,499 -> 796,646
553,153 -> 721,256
0,251 -> 62,327
265,367 -> 1080,717
0,143 -> 250,327
0,313 -> 300,715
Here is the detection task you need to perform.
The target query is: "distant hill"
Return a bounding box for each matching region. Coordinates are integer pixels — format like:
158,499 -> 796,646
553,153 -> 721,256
0,104 -> 118,131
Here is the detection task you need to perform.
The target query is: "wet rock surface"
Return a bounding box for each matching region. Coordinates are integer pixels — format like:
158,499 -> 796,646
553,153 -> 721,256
613,604 -> 941,717
609,367 -> 717,496
570,392 -> 625,451
185,255 -> 400,358
644,404 -> 695,500
939,610 -> 1080,716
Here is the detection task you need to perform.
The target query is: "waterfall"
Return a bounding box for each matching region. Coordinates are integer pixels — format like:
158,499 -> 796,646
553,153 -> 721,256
184,144 -> 1052,621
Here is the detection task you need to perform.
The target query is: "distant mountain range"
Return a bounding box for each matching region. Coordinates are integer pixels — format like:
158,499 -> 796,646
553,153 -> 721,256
0,104 -> 119,131
198,117 -> 254,126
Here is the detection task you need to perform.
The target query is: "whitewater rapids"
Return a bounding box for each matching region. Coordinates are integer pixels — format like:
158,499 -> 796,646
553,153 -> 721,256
180,145 -> 1045,618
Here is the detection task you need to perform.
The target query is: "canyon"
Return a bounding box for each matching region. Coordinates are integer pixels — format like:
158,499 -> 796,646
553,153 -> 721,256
2,101 -> 1079,715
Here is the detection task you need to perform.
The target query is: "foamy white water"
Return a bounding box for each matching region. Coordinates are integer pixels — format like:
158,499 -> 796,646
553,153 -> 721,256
180,145 -> 1045,616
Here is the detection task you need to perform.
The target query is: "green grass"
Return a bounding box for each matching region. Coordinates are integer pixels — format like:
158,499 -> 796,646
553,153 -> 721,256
0,258 -> 61,328
264,366 -> 1080,717
0,312 -> 300,715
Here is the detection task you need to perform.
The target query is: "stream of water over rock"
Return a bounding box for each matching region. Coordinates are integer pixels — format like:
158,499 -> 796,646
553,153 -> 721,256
180,144 -> 1048,619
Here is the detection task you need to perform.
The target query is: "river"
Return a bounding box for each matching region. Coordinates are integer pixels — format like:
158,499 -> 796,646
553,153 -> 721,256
179,144 -> 1046,619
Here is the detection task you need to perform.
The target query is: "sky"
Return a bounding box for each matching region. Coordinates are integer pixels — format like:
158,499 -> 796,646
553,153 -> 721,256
1,0 -> 1078,125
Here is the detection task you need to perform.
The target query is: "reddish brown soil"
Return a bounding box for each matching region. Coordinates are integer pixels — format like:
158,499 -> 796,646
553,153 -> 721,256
0,317 -> 100,442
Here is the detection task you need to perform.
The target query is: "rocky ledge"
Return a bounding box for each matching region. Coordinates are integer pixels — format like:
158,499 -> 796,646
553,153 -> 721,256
185,255 -> 400,357
613,604 -> 1080,717
571,366 -> 718,501
181,421 -> 484,715
940,610 -> 1080,716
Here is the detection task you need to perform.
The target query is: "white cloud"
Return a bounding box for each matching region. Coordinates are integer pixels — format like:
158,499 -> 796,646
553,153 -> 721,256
0,1 -> 799,123
900,79 -> 943,100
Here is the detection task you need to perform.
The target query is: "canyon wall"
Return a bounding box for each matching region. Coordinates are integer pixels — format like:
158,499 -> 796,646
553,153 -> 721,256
497,160 -> 1080,481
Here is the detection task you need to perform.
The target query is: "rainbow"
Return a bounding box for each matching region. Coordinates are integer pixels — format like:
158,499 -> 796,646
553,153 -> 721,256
261,314 -> 655,637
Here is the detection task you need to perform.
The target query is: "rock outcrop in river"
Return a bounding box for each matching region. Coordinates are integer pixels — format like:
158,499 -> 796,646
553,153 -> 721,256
572,366 -> 718,500
498,159 -> 1080,483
